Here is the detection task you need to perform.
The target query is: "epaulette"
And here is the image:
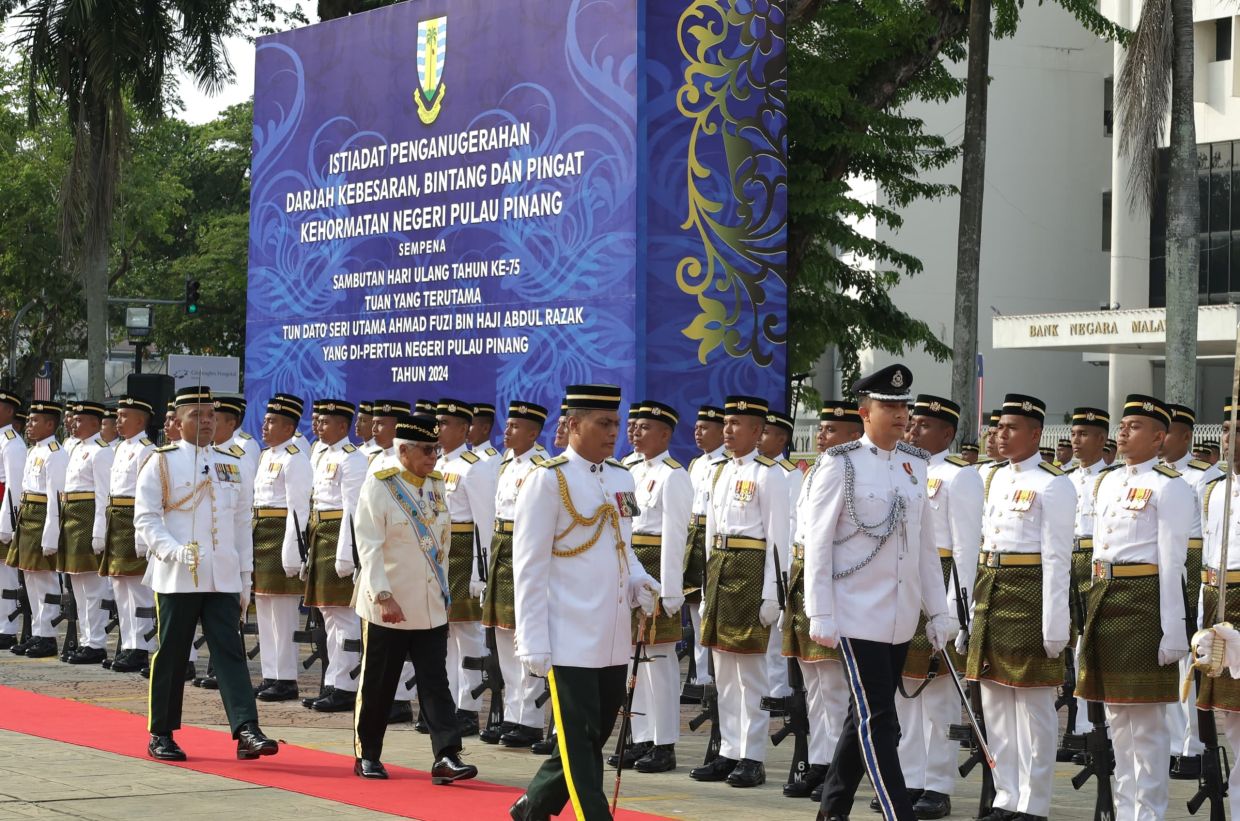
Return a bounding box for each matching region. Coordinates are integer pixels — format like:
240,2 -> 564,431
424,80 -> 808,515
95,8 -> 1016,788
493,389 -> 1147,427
213,445 -> 242,459
826,441 -> 861,457
501,452 -> 514,464
755,455 -> 776,467
531,454 -> 546,466
96,437 -> 109,447
540,455 -> 569,469
374,467 -> 400,480
3,430 -> 13,440
535,443 -> 547,451
896,441 -> 929,460
285,444 -> 300,455
47,441 -> 60,452
664,456 -> 683,470
227,444 -> 245,457
1188,459 -> 1211,471
1154,464 -> 1181,479
606,457 -> 629,470
427,470 -> 443,481
460,450 -> 480,464
709,455 -> 730,466
155,444 -> 176,453
484,446 -> 498,457
945,455 -> 969,467
779,457 -> 797,471
343,443 -> 357,453
1038,462 -> 1064,476
239,432 -> 253,440
1061,465 -> 1076,474
139,437 -> 152,446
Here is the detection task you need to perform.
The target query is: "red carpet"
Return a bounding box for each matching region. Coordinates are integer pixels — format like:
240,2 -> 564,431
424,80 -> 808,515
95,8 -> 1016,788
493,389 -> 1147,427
0,685 -> 667,820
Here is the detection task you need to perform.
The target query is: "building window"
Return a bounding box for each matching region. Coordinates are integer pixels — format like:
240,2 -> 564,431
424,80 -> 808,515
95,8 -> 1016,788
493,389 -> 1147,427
1103,76 -> 1113,138
1216,17 -> 1232,62
1102,191 -> 1112,252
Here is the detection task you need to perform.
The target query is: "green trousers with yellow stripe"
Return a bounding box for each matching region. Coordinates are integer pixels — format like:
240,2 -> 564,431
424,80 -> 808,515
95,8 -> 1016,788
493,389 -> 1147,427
526,665 -> 626,820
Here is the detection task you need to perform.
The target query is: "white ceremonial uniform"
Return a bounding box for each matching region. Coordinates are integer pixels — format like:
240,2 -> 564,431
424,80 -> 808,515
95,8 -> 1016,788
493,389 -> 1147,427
228,431 -> 261,479
974,453 -> 1074,818
108,433 -> 156,652
1092,458 -> 1193,821
687,443 -> 726,684
491,447 -> 545,729
765,457 -> 802,700
629,450 -> 692,747
311,439 -> 367,692
894,450 -> 983,797
252,438 -> 312,682
16,435 -> 67,637
63,432 -> 115,650
1067,457 -> 1108,736
703,448 -> 788,763
436,441 -> 497,712
0,424 -> 26,635
365,442 -> 414,704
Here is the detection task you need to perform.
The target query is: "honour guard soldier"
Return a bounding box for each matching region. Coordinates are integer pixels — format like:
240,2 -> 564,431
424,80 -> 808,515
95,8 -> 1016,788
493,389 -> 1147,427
63,406 -> 79,456
1060,406 -> 1112,754
782,401 -> 864,801
1161,403 -> 1213,779
759,409 -> 801,704
435,398 -> 498,735
619,403 -> 643,467
983,410 -> 1003,464
5,401 -> 66,657
1104,437 -> 1118,465
960,442 -> 980,465
101,395 -> 157,673
1203,440 -> 1223,468
894,394 -> 983,819
1055,438 -> 1073,467
213,396 -> 260,478
136,385 -> 278,762
964,393 -> 1074,821
350,415 -> 478,784
470,403 -> 500,460
802,366 -> 951,821
1077,396 -> 1192,820
685,404 -> 727,690
355,401 -> 376,452
691,394 -> 789,789
162,402 -> 180,446
101,405 -> 118,444
252,393 -> 312,702
480,400 -> 549,747
59,400 -> 116,664
551,400 -> 570,454
624,400 -> 691,773
368,400 -> 412,470
12,408 -> 26,439
0,389 -> 25,649
508,384 -> 658,821
304,399 -> 367,712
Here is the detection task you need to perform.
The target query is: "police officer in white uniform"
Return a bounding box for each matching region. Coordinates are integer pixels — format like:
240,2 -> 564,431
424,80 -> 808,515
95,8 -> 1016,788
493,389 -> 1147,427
0,389 -> 26,649
685,405 -> 727,690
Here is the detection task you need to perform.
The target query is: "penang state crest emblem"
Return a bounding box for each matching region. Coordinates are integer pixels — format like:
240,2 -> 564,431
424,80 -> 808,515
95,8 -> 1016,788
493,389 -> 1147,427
415,16 -> 447,124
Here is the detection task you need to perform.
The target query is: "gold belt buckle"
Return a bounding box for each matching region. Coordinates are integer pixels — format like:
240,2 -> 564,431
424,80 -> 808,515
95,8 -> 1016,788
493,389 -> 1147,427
1092,561 -> 1107,581
985,552 -> 1000,568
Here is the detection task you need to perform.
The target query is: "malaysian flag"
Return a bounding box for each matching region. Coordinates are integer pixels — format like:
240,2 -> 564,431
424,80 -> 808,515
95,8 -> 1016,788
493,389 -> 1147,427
32,361 -> 51,401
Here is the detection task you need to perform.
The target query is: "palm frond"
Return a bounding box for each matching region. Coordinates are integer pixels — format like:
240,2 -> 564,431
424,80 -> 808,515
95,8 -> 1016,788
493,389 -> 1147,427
1115,0 -> 1172,212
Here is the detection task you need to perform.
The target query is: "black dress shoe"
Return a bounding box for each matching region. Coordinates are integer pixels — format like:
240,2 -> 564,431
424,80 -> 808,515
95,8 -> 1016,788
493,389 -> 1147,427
253,678 -> 276,696
387,701 -> 413,724
456,709 -> 479,737
301,687 -> 330,709
256,680 -> 299,702
608,740 -> 651,769
236,722 -> 279,760
9,635 -> 34,655
726,758 -> 765,788
23,637 -> 57,658
871,790 -> 922,812
815,814 -> 849,821
312,688 -> 356,713
912,790 -> 951,819
431,751 -> 478,785
530,730 -> 556,755
414,710 -> 430,734
509,794 -> 550,821
112,649 -> 148,673
194,673 -> 219,689
148,733 -> 187,761
634,744 -> 676,773
1171,754 -> 1202,780
354,758 -> 388,779
68,646 -> 107,665
0,634 -> 15,650
500,723 -> 544,748
976,810 -> 1016,821
811,780 -> 825,802
481,720 -> 514,745
689,755 -> 738,782
783,763 -> 829,797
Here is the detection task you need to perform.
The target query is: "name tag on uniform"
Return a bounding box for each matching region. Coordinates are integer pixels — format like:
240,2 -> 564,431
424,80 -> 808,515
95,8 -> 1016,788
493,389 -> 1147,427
1122,487 -> 1152,510
733,480 -> 755,504
615,492 -> 639,517
214,463 -> 240,483
443,473 -> 460,492
1009,489 -> 1036,512
926,477 -> 942,498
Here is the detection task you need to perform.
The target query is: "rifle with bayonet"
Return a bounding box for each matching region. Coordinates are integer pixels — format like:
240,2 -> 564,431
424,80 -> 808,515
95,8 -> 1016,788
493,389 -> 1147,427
463,524 -> 504,738
3,489 -> 31,641
946,560 -> 995,816
688,644 -> 722,764
759,542 -> 810,792
1070,699 -> 1116,820
1058,561 -> 1085,749
291,510 -> 327,686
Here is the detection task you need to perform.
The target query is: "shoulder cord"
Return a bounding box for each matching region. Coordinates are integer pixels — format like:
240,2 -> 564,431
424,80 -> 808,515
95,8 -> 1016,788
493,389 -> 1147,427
832,451 -> 907,580
158,452 -> 209,512
551,466 -> 625,560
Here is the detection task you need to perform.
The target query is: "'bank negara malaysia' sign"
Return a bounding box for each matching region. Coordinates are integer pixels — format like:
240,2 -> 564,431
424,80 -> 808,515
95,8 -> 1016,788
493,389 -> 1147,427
245,0 -> 787,448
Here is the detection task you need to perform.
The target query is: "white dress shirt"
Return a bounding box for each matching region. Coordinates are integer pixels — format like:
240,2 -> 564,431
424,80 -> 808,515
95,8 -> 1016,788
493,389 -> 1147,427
0,424 -> 26,540
312,438 -> 368,564
703,448 -> 789,603
253,438 -> 313,573
631,450 -> 693,598
64,433 -> 115,544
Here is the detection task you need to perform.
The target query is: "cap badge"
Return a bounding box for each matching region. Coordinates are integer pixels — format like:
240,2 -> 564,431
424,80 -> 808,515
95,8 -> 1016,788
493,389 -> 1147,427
736,401 -> 748,411
833,407 -> 844,417
929,401 -> 941,412
1142,402 -> 1154,412
1021,401 -> 1033,412
891,371 -> 905,388
518,405 -> 528,414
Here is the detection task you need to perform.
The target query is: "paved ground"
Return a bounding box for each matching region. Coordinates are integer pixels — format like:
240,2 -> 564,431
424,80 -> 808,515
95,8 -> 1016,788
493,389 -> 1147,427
0,632 -> 1222,820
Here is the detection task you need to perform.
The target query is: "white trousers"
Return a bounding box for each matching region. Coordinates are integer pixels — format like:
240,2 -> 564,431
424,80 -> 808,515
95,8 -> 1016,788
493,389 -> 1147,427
689,604 -> 711,684
1108,702 -> 1169,821
1217,710 -> 1240,820
67,572 -> 110,650
447,620 -> 485,711
715,649 -> 769,762
1167,655 -> 1204,756
495,627 -> 545,727
895,673 -> 959,794
632,642 -> 681,745
980,682 -> 1056,816
803,659 -> 849,766
255,594 -> 301,680
766,626 -> 790,697
24,570 -> 59,638
321,606 -> 361,692
112,576 -> 155,651
0,562 -> 19,635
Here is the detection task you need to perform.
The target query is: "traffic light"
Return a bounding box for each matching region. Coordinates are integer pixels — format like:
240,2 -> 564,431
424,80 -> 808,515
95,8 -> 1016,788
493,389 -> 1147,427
185,279 -> 201,315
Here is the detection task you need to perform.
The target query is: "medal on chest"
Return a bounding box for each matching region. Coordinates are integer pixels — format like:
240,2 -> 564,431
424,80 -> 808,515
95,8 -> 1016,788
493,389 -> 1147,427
902,462 -> 917,485
1009,489 -> 1036,512
926,477 -> 942,498
615,491 -> 639,518
443,472 -> 460,492
1122,487 -> 1152,511
733,479 -> 755,504
214,463 -> 240,483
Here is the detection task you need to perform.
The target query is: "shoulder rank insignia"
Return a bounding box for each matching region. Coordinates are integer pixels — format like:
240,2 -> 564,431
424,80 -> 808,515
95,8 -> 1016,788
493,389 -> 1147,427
228,444 -> 245,457
531,454 -> 546,466
285,444 -> 300,455
48,441 -> 60,451
342,443 -> 357,453
826,440 -> 861,457
755,455 -> 776,467
484,446 -> 498,457
213,445 -> 242,459
778,457 -> 797,472
374,467 -> 400,480
663,456 -> 683,470
946,455 -> 970,467
1100,463 -> 1121,473
3,430 -> 13,440
535,443 -> 547,451
1154,463 -> 1181,479
896,441 -> 929,460
1061,465 -> 1077,474
1188,459 -> 1211,471
460,450 -> 480,464
540,455 -> 569,469
709,455 -> 729,466
1038,462 -> 1064,476
96,437 -> 109,447
239,432 -> 253,440
139,437 -> 152,446
427,470 -> 443,481
155,444 -> 176,453
605,457 -> 629,470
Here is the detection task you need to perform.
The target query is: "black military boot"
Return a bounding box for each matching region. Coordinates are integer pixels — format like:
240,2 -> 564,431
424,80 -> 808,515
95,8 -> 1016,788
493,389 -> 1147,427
689,756 -> 738,782
725,758 -> 765,788
634,744 -> 676,773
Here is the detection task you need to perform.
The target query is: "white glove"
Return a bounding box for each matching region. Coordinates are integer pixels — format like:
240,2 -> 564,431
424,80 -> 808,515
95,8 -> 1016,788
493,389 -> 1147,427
631,579 -> 658,616
135,540 -> 148,558
240,571 -> 252,615
521,653 -> 552,678
1043,638 -> 1069,659
174,545 -> 198,565
777,610 -> 786,631
954,629 -> 969,656
926,613 -> 952,652
758,599 -> 780,628
809,615 -> 839,648
1157,634 -> 1189,666
91,536 -> 105,554
0,531 -> 11,546
698,599 -> 706,623
335,560 -> 355,579
661,596 -> 685,616
286,562 -> 303,579
41,543 -> 57,557
1194,624 -> 1240,675
469,579 -> 486,599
